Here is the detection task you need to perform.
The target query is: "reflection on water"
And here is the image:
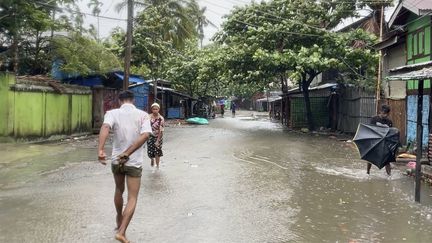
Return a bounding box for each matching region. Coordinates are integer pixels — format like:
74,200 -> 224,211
0,141 -> 97,189
221,116 -> 432,242
1,115 -> 432,242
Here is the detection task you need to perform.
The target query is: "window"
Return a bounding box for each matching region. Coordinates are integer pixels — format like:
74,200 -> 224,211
409,29 -> 427,60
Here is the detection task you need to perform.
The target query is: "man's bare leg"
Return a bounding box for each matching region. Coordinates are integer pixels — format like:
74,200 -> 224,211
116,176 -> 141,243
366,163 -> 372,174
385,164 -> 391,176
113,174 -> 125,230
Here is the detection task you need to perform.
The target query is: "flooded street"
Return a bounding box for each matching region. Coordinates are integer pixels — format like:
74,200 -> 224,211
1,114 -> 432,242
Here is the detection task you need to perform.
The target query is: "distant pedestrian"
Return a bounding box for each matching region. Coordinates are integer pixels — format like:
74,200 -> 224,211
367,104 -> 393,176
220,103 -> 225,117
148,103 -> 165,168
98,90 -> 152,243
230,101 -> 237,117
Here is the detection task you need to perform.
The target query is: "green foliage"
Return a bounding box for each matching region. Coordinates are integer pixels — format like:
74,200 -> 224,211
1,0 -> 59,73
162,41 -> 221,97
215,0 -> 379,130
111,0 -> 206,82
0,0 -> 106,75
52,33 -> 121,76
130,64 -> 152,77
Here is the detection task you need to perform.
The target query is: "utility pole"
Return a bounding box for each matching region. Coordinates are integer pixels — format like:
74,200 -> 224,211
123,0 -> 134,91
152,60 -> 158,104
415,80 -> 424,202
376,5 -> 385,112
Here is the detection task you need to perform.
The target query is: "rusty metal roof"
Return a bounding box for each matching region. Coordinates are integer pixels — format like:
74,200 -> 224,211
14,75 -> 91,94
387,66 -> 432,81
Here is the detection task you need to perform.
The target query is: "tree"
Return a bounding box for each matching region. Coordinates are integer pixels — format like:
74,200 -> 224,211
87,0 -> 103,42
187,0 -> 216,48
1,0 -> 54,72
163,41 -> 225,97
52,33 -> 121,76
0,0 -> 82,74
217,0 -> 378,130
117,0 -> 199,49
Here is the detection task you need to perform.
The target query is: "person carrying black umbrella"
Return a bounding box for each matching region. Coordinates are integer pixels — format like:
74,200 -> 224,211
367,104 -> 393,176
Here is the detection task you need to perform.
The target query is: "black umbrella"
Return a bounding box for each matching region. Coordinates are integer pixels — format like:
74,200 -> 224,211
353,123 -> 400,169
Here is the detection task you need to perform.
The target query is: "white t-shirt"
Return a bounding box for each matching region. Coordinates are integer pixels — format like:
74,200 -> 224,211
103,103 -> 152,167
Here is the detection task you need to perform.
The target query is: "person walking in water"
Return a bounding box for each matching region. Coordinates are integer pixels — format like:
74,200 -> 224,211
220,102 -> 225,118
98,91 -> 152,243
148,103 -> 165,168
367,104 -> 393,176
230,101 -> 237,118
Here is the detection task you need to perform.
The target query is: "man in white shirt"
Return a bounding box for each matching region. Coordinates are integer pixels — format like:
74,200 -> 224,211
98,90 -> 152,243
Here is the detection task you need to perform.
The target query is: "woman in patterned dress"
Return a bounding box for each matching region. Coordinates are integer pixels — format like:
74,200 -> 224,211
148,103 -> 165,168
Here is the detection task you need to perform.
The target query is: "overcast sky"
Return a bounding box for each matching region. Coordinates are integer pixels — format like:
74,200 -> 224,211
76,0 -> 250,45
76,0 -> 397,45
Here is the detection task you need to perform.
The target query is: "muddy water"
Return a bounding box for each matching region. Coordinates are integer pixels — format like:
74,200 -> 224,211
1,115 -> 432,242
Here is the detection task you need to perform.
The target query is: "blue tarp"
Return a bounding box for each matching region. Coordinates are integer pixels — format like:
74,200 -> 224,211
62,71 -> 147,88
168,107 -> 182,119
65,76 -> 104,86
114,72 -> 146,84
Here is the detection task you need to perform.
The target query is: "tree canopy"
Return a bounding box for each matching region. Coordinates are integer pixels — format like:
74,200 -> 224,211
210,0 -> 380,130
0,0 -> 121,76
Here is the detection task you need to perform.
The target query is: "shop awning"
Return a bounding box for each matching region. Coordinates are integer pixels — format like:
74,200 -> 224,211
386,62 -> 432,81
386,67 -> 432,81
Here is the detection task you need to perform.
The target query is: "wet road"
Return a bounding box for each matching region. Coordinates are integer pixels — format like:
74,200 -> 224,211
1,114 -> 432,242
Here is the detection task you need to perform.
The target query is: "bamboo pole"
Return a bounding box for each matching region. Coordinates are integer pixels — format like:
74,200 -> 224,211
376,5 -> 385,112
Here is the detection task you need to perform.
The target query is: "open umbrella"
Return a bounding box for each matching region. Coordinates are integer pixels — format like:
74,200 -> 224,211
353,123 -> 400,169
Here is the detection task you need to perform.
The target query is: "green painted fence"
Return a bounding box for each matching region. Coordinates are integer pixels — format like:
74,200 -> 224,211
0,73 -> 92,139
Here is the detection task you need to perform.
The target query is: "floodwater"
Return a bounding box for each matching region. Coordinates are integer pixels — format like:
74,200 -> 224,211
1,113 -> 432,243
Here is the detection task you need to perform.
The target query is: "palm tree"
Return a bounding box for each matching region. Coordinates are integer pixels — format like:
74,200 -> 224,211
87,0 -> 103,42
188,0 -> 216,48
116,0 -> 198,49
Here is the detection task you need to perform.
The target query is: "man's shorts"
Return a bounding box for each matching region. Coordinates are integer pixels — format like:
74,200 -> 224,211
111,164 -> 142,177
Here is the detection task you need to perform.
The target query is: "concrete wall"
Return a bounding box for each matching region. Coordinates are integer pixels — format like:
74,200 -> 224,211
0,73 -> 92,139
383,43 -> 407,99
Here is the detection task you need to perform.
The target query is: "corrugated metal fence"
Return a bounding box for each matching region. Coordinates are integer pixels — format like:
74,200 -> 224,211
290,97 -> 330,128
337,87 -> 376,133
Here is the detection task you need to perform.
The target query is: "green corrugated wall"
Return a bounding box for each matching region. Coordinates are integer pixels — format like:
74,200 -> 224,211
0,73 -> 92,139
406,14 -> 431,90
0,73 -> 13,136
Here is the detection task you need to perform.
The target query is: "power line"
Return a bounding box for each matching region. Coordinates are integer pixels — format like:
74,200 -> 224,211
203,4 -> 347,38
201,0 -> 377,36
33,0 -> 127,22
205,0 -> 432,40
385,8 -> 432,35
221,0 -> 328,32
203,3 -> 326,37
